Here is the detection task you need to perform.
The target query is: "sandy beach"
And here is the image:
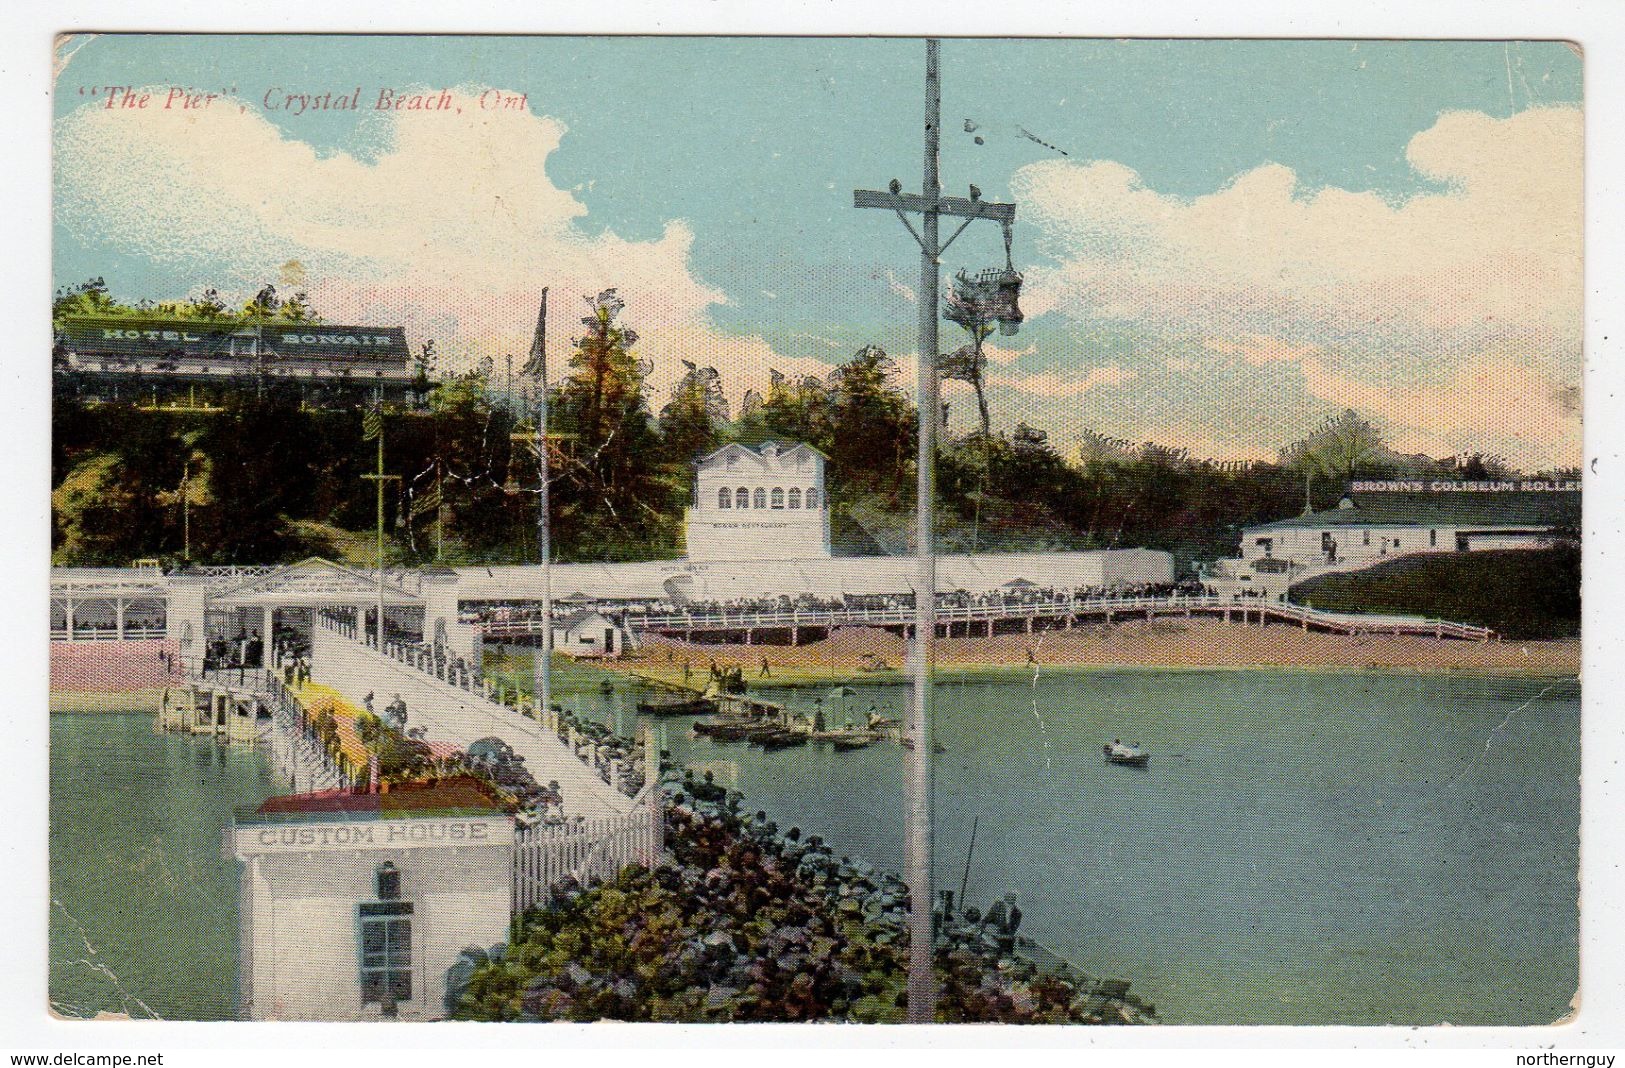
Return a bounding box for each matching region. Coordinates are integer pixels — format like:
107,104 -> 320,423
613,618 -> 1580,691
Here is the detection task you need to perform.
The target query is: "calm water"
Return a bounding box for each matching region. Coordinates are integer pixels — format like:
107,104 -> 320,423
49,670 -> 1579,1025
49,713 -> 281,1021
561,666 -> 1581,1026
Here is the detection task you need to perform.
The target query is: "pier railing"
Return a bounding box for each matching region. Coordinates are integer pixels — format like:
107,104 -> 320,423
476,593 -> 1496,642
259,671 -> 350,792
511,782 -> 664,913
316,613 -> 652,801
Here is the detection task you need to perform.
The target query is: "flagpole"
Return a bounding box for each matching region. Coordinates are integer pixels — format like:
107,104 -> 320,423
375,416 -> 385,650
530,289 -> 553,718
361,402 -> 397,651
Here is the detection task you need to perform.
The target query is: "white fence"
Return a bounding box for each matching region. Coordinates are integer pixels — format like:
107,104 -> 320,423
511,784 -> 665,912
478,593 -> 1497,642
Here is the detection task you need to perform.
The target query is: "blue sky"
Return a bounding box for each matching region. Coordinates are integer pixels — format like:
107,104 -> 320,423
52,35 -> 1583,467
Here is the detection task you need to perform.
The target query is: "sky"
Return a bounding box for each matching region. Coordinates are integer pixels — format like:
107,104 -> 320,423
51,35 -> 1583,470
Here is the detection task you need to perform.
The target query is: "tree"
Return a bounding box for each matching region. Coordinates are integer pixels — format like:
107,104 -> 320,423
52,278 -> 121,325
826,345 -> 915,501
552,290 -> 675,559
1281,408 -> 1384,510
758,369 -> 833,452
659,360 -> 728,461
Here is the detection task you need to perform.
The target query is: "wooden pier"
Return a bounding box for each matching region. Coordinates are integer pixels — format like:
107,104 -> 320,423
156,673 -> 270,745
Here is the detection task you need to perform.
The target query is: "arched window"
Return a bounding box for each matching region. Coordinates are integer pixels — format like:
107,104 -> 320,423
718,487 -> 732,509
753,488 -> 767,509
805,487 -> 820,510
737,486 -> 751,509
788,488 -> 801,509
771,487 -> 785,509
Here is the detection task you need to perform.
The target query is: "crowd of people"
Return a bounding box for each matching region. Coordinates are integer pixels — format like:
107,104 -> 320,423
473,579 -> 1212,628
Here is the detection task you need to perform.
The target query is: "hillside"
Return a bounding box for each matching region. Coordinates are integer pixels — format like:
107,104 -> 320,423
1289,546 -> 1580,640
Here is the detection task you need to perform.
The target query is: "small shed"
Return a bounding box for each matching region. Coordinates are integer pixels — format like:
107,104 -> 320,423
551,609 -> 626,658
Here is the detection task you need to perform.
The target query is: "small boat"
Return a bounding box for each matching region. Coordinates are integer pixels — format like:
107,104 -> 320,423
1103,741 -> 1149,767
899,737 -> 946,753
756,729 -> 810,751
828,730 -> 881,751
693,719 -> 754,742
637,697 -> 717,717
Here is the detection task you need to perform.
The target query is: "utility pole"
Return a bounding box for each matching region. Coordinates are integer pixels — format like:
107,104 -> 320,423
854,38 -> 1017,1024
181,458 -> 192,565
361,399 -> 398,650
526,290 -> 553,718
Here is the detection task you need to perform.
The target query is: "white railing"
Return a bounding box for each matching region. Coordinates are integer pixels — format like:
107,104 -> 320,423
258,670 -> 352,791
511,784 -> 664,912
50,626 -> 169,642
318,613 -> 652,801
477,593 -> 1496,642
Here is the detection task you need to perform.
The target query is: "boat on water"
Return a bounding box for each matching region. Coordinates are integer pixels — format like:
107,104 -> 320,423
692,718 -> 755,742
637,696 -> 717,717
756,728 -> 810,751
899,737 -> 947,753
826,730 -> 882,751
1103,741 -> 1149,767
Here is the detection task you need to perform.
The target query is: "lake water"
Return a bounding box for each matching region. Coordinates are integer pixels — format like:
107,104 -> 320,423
49,669 -> 1579,1025
49,713 -> 281,1021
561,666 -> 1580,1026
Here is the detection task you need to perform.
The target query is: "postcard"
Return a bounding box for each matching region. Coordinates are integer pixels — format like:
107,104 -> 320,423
45,32 -> 1581,1028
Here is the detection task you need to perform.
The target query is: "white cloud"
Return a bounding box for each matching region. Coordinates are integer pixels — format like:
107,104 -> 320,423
54,86 -> 790,408
990,364 -> 1132,400
1008,107 -> 1582,468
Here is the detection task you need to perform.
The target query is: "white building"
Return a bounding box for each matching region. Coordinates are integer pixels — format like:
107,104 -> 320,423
1208,483 -> 1579,597
230,781 -> 514,1021
550,608 -> 627,658
685,441 -> 830,561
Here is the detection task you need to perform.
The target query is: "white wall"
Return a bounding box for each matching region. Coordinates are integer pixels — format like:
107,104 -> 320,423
1241,525 -> 1460,567
687,444 -> 830,561
236,817 -> 514,1021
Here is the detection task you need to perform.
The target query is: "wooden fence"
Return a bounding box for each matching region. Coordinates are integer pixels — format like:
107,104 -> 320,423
512,783 -> 665,913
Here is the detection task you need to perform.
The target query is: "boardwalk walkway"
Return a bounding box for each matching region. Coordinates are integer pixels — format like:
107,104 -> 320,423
310,620 -> 634,820
479,594 -> 1496,644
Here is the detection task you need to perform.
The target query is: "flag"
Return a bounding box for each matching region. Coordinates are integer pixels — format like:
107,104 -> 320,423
520,288 -> 548,380
362,406 -> 383,441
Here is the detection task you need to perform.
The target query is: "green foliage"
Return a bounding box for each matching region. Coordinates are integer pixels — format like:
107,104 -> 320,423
51,403 -> 181,565
1290,545 -> 1581,640
550,291 -> 681,560
52,278 -> 320,328
658,361 -> 728,462
50,282 -> 1562,575
452,796 -> 1155,1024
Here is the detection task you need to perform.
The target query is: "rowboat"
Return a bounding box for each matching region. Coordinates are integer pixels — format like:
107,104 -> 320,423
637,697 -> 717,717
692,719 -> 754,742
1103,742 -> 1149,767
829,731 -> 881,751
756,729 -> 810,751
814,728 -> 882,750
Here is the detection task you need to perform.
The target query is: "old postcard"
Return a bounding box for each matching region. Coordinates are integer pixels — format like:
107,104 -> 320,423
44,33 -> 1582,1028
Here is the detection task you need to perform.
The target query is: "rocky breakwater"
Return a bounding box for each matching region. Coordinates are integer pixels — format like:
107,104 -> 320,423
449,768 -> 1156,1024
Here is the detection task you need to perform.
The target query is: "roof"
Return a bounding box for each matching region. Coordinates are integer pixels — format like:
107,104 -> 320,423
454,548 -> 1173,602
1249,491 -> 1580,532
60,315 -> 410,361
696,440 -> 830,466
555,607 -> 614,629
209,556 -> 423,606
243,776 -> 510,822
